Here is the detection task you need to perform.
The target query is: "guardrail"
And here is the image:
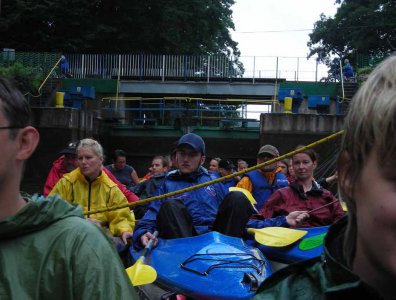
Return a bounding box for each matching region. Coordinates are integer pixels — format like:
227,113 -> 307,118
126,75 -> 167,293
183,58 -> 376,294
64,54 -> 327,82
1,51 -> 386,83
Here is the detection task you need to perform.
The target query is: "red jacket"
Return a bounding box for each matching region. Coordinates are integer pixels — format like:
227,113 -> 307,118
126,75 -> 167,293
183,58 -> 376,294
258,181 -> 344,227
43,156 -> 139,203
43,156 -> 67,196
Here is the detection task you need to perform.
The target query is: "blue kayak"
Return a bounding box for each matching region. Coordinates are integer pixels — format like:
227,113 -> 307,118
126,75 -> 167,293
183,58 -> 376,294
250,226 -> 329,264
130,232 -> 272,300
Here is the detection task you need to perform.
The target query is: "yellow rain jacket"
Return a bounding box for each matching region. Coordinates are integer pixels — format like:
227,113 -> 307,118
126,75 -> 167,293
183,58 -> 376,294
49,168 -> 134,236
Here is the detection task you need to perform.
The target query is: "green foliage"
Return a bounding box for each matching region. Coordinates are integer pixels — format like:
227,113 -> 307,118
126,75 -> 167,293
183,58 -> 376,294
0,0 -> 239,58
356,66 -> 374,84
308,0 -> 396,65
0,63 -> 43,93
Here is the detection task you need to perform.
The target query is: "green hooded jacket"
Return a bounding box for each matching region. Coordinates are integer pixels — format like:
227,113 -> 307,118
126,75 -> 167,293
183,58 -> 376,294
0,195 -> 138,300
254,216 -> 384,299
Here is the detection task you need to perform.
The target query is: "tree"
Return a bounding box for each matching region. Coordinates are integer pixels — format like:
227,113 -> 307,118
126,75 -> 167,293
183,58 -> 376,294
308,0 -> 396,63
0,63 -> 43,93
0,0 -> 240,57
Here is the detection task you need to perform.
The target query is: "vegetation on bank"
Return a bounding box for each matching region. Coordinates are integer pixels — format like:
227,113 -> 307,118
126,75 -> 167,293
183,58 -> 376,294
0,63 -> 43,94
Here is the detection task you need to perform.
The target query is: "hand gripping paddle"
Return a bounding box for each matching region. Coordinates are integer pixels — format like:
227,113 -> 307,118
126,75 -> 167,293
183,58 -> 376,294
126,231 -> 158,286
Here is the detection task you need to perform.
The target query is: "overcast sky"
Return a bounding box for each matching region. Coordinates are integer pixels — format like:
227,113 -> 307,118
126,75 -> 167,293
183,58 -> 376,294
230,0 -> 339,81
231,0 -> 338,56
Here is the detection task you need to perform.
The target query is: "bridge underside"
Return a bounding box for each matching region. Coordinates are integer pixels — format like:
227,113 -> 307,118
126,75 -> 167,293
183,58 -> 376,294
119,80 -> 277,99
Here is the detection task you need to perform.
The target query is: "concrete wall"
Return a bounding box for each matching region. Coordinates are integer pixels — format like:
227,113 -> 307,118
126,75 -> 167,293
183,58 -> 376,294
22,108 -> 100,194
258,113 -> 345,170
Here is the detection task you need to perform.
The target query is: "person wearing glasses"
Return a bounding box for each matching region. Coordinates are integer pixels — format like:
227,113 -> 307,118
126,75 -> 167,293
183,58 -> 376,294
0,77 -> 137,299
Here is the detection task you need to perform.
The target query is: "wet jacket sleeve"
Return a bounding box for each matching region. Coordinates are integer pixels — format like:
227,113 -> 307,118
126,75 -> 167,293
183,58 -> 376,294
132,181 -> 167,250
107,187 -> 135,236
132,198 -> 162,250
48,177 -> 73,201
71,223 -> 138,299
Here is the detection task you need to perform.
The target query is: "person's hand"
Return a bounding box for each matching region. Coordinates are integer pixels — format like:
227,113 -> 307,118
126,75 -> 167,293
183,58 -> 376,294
286,211 -> 309,227
326,171 -> 338,184
87,218 -> 104,228
140,231 -> 158,248
121,231 -> 133,245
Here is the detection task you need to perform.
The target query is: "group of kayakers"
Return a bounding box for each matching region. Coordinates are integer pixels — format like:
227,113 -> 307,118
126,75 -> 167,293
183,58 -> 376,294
132,131 -> 345,252
1,55 -> 396,299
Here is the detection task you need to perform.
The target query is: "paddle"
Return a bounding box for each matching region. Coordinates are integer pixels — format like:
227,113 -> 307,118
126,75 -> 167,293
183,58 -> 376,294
307,200 -> 339,214
299,233 -> 327,250
126,231 -> 158,286
247,227 -> 307,247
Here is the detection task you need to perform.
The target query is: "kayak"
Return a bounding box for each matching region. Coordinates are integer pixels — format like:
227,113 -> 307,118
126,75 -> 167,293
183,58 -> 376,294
130,231 -> 272,300
249,226 -> 329,264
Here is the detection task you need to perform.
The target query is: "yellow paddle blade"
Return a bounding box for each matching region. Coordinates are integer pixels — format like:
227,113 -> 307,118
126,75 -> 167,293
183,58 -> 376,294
126,259 -> 157,286
247,227 -> 308,247
229,187 -> 257,205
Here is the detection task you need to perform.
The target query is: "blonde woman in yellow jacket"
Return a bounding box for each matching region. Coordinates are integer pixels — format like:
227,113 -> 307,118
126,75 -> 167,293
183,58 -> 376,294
50,138 -> 135,249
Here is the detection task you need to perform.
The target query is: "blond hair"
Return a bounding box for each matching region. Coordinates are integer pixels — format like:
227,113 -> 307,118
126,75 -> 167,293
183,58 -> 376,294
338,54 -> 396,266
77,138 -> 104,160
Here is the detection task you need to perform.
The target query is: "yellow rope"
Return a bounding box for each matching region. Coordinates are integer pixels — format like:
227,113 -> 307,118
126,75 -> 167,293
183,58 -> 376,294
24,56 -> 63,98
83,130 -> 344,216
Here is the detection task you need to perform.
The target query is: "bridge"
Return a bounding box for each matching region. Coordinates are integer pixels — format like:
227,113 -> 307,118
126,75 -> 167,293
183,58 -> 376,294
5,52 -> 357,194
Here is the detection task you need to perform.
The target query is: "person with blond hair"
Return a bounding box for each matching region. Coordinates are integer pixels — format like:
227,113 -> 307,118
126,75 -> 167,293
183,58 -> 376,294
254,55 -> 396,299
50,138 -> 135,265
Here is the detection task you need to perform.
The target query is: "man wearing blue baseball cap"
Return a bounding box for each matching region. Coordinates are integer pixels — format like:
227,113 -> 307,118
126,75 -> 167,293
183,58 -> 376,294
133,132 -> 256,249
133,133 -> 306,249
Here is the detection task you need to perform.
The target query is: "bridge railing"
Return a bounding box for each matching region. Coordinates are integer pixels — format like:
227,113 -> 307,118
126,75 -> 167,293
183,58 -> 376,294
64,53 -> 326,82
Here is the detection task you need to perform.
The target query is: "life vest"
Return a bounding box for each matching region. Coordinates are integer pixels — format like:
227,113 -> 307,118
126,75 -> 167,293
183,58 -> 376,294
245,170 -> 288,210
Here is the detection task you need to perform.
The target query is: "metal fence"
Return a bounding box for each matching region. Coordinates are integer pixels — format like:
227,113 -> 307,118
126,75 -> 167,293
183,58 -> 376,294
65,53 -> 326,82
0,51 -> 327,82
1,51 -> 385,82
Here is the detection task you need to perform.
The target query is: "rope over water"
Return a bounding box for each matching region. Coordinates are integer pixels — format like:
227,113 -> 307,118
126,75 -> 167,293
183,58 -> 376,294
83,130 -> 345,216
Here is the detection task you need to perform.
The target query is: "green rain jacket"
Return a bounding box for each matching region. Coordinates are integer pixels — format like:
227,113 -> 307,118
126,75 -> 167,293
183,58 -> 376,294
0,195 -> 138,300
254,216 -> 384,299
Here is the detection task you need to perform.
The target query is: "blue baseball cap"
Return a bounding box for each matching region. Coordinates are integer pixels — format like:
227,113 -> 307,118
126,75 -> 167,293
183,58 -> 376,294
176,133 -> 205,155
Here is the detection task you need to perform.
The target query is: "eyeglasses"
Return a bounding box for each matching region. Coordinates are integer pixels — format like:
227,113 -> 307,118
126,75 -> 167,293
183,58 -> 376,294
0,126 -> 23,130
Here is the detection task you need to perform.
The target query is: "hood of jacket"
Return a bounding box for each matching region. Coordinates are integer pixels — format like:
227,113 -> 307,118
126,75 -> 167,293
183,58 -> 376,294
52,155 -> 69,178
0,195 -> 83,239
